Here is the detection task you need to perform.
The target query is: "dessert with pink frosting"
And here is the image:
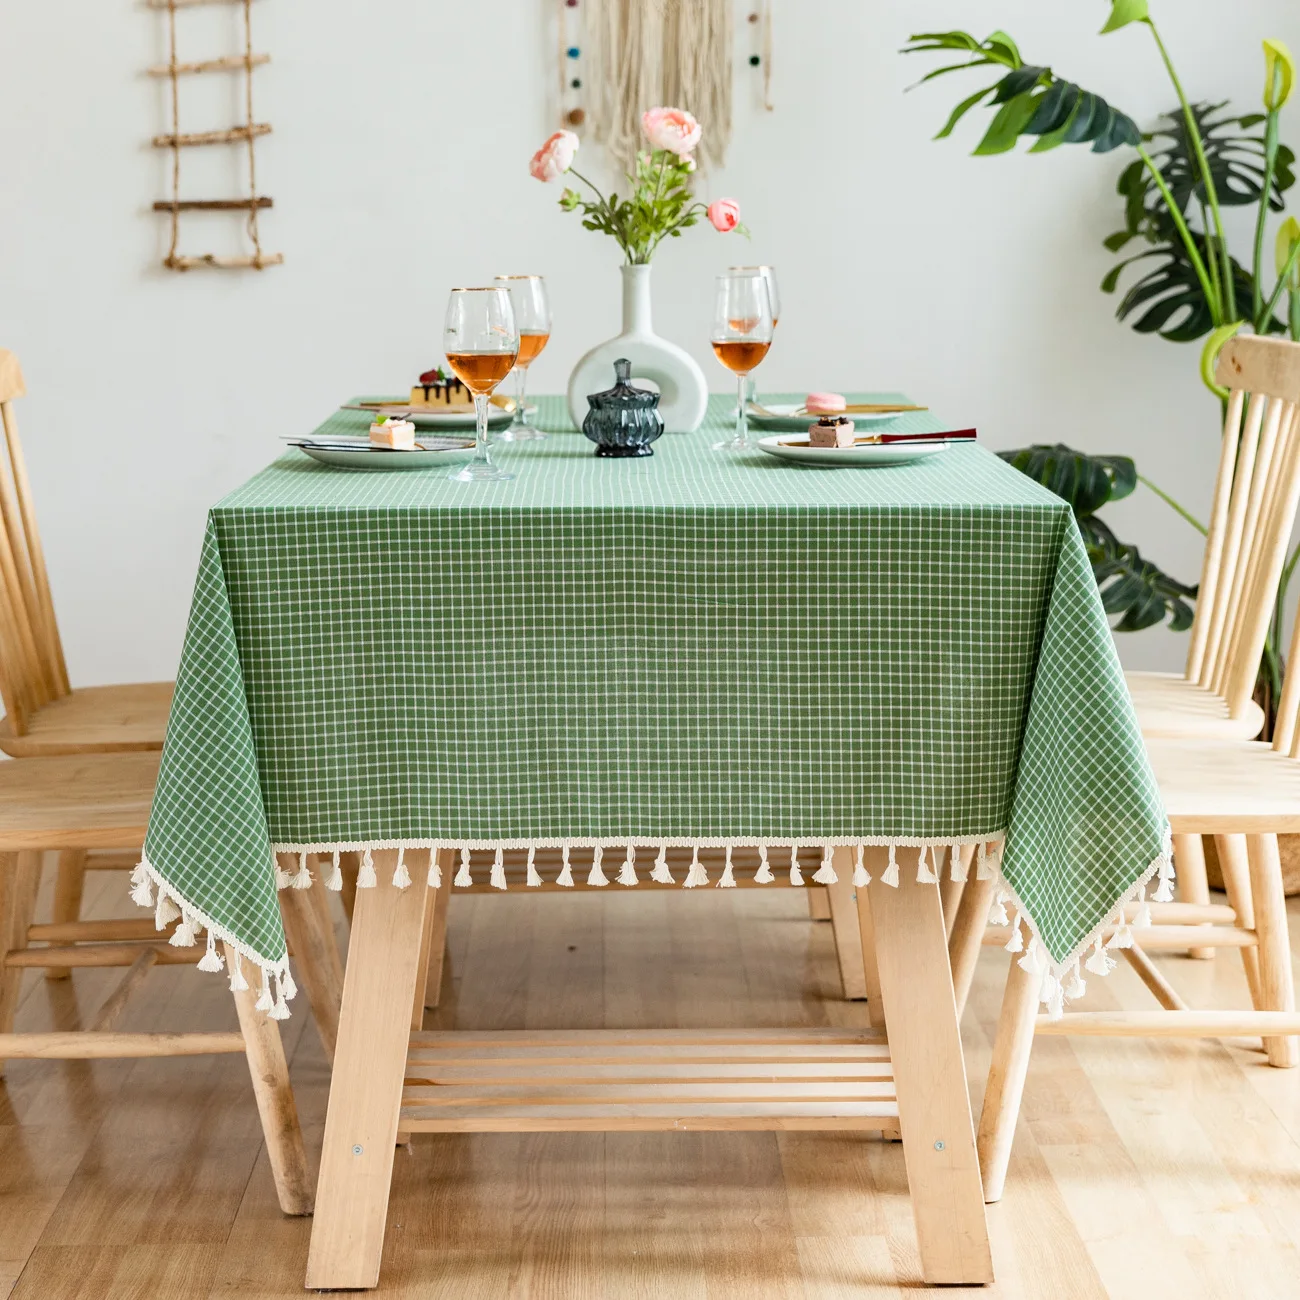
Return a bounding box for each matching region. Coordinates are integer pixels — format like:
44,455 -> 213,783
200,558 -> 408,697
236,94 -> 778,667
804,392 -> 846,415
369,416 -> 417,450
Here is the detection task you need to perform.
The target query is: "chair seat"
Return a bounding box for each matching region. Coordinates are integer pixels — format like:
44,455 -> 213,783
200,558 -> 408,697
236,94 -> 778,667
0,751 -> 159,850
1147,738 -> 1300,833
0,681 -> 173,757
1127,671 -> 1264,742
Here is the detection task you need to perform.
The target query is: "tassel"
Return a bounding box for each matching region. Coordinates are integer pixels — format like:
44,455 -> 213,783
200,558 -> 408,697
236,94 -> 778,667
324,850 -> 343,891
275,860 -> 293,890
197,929 -> 224,972
650,844 -> 674,884
129,862 -> 154,908
427,848 -> 442,889
617,845 -> 637,887
789,844 -> 804,887
587,845 -> 609,887
358,847 -> 377,889
292,852 -> 313,890
1110,905 -> 1134,950
154,890 -> 180,928
1085,935 -> 1117,976
281,965 -> 297,1000
1017,939 -> 1044,976
1040,968 -> 1064,1020
717,844 -> 737,888
916,845 -> 938,884
491,846 -> 507,890
255,969 -> 274,1012
754,843 -> 774,884
1064,960 -> 1086,1000
881,844 -> 900,888
170,912 -> 200,947
852,843 -> 870,888
811,844 -> 837,885
950,843 -> 967,882
454,846 -> 472,888
526,845 -> 543,887
1153,851 -> 1176,904
393,847 -> 412,889
988,889 -> 1010,927
227,949 -> 249,992
557,843 -> 574,887
684,844 -> 708,888
1134,882 -> 1152,929
976,841 -> 993,881
268,973 -> 291,1020
1004,910 -> 1024,953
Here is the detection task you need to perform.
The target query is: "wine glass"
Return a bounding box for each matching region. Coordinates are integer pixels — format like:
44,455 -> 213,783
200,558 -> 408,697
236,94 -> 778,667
710,271 -> 774,452
494,274 -> 552,441
443,287 -> 519,483
729,266 -> 779,408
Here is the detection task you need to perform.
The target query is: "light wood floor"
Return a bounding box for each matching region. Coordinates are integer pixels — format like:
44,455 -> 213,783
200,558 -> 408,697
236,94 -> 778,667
3,867 -> 1300,1298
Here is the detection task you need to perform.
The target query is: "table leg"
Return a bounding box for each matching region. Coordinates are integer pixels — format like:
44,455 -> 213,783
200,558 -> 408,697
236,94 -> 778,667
867,851 -> 993,1285
305,853 -> 427,1291
825,848 -> 867,1000
854,880 -> 886,1031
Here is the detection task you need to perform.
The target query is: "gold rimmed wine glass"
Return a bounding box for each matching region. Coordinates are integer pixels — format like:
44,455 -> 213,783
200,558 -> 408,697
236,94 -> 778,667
729,265 -> 779,409
710,271 -> 774,452
493,274 -> 551,441
444,287 -> 519,483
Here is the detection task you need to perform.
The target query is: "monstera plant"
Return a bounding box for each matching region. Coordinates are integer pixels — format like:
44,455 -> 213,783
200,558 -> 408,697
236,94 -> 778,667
904,4 -> 1298,657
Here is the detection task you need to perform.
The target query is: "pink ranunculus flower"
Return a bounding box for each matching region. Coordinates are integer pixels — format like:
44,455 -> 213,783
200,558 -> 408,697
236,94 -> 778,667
707,198 -> 741,232
641,106 -> 702,157
530,130 -> 579,182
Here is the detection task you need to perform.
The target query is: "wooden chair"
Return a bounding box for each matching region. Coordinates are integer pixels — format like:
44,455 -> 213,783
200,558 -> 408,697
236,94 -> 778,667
0,749 -> 319,1216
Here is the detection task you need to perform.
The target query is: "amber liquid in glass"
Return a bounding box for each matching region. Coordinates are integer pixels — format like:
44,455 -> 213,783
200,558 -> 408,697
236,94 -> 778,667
515,331 -> 550,367
711,339 -> 772,374
445,350 -> 518,394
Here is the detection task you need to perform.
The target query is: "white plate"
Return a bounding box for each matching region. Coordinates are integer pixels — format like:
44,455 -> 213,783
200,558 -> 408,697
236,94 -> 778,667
292,442 -> 472,472
358,402 -> 515,431
757,435 -> 951,468
747,403 -> 902,432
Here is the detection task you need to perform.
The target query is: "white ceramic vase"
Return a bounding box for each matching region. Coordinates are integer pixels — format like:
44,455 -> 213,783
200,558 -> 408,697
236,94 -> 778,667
567,264 -> 709,434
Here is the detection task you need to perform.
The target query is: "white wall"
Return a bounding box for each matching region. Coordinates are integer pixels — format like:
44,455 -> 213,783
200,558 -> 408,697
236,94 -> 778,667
2,0 -> 1297,684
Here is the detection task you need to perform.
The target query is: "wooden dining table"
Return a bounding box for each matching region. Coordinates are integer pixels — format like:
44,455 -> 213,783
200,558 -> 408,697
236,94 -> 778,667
135,395 -> 1171,1289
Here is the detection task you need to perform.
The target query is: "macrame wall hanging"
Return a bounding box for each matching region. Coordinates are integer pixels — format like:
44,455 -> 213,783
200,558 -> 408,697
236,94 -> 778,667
148,0 -> 281,271
562,0 -> 773,172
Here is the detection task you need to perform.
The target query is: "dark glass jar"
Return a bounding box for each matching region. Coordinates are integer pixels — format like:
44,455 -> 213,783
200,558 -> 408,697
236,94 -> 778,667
582,358 -> 665,457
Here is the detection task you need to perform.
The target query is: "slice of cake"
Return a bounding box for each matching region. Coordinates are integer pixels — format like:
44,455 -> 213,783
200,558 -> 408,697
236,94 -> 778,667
369,417 -> 417,450
808,416 -> 857,448
410,365 -> 472,408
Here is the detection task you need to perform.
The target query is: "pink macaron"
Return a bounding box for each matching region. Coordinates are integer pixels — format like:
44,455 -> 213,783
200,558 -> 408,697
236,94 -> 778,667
805,392 -> 846,415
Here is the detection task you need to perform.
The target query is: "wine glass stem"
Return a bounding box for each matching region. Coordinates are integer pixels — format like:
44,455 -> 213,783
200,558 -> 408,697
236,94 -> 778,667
736,374 -> 749,447
515,364 -> 529,427
474,393 -> 493,469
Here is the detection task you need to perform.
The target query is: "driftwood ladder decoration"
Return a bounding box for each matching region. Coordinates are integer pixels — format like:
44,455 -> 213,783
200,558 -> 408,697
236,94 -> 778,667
148,0 -> 281,271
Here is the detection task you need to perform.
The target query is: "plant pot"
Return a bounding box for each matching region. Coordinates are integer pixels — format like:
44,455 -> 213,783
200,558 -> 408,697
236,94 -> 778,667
567,264 -> 708,434
1205,833 -> 1300,896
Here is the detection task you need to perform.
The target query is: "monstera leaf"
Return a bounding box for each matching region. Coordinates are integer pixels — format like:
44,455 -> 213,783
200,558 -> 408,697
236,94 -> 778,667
998,445 -> 1197,632
903,31 -> 1141,155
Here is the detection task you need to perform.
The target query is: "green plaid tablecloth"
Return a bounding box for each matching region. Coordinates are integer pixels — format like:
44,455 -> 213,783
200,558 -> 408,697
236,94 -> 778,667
140,394 -> 1168,1000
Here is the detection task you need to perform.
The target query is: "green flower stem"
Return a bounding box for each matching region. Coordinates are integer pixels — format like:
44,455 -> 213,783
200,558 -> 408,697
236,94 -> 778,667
1291,288 -> 1300,341
1199,197 -> 1224,316
1148,20 -> 1235,320
1138,474 -> 1208,535
1136,143 -> 1220,317
1261,239 -> 1300,328
1253,107 -> 1282,326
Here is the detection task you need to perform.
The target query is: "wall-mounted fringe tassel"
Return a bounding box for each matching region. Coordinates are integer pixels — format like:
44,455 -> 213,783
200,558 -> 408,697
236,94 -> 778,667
717,844 -> 737,888
1004,909 -> 1024,953
881,844 -> 900,888
1110,904 -> 1135,950
988,889 -> 1009,927
358,847 -> 378,889
1134,882 -> 1152,928
454,846 -> 473,888
324,849 -> 343,891
1064,958 -> 1085,999
197,929 -> 224,972
1085,934 -> 1117,975
650,844 -> 674,884
853,843 -> 870,888
618,845 -> 637,886
227,949 -> 249,992
1152,851 -> 1176,903
170,912 -> 200,947
754,843 -> 774,884
950,843 -> 967,883
155,889 -> 180,928
292,852 -> 313,890
428,848 -> 442,889
491,846 -> 508,890
1039,965 -> 1064,1020
526,845 -> 543,887
587,844 -> 610,886
275,859 -> 293,890
129,863 -> 154,908
557,843 -> 575,887
976,841 -> 993,881
269,971 -> 291,1020
393,847 -> 412,889
811,844 -> 837,885
685,844 -> 709,888
916,845 -> 938,884
255,968 -> 274,1012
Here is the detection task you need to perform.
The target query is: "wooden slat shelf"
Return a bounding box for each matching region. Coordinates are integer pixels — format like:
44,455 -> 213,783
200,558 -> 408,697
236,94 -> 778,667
152,124 -> 271,149
399,1029 -> 899,1133
147,53 -> 269,76
165,253 -> 284,270
153,198 -> 273,212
